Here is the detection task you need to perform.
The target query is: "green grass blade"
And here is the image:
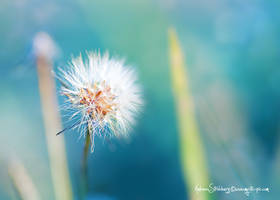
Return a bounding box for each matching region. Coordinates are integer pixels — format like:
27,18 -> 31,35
168,28 -> 211,200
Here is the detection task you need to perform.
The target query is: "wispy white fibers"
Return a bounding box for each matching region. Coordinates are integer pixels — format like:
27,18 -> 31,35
56,51 -> 143,151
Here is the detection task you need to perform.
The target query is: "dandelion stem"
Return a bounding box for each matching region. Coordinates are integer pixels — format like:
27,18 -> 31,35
81,129 -> 91,198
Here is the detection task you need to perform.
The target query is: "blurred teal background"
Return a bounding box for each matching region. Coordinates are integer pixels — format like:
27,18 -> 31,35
1,0 -> 280,199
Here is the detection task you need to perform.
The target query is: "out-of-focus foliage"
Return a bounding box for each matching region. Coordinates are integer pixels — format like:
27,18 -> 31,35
168,28 -> 211,200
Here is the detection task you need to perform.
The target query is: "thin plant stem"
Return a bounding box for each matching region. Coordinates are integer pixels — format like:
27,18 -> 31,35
81,129 -> 91,199
168,28 -> 211,200
8,159 -> 41,200
35,35 -> 73,200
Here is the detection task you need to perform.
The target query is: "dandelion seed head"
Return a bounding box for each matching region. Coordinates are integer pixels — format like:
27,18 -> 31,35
57,51 -> 143,150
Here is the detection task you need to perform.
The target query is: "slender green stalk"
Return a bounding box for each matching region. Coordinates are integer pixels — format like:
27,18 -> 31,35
168,28 -> 211,200
35,33 -> 73,200
81,129 -> 91,199
8,160 -> 41,200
